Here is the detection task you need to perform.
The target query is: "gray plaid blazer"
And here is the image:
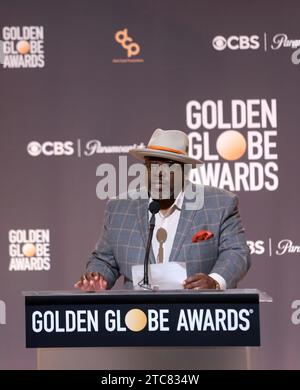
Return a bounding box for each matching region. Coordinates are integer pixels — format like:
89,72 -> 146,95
86,184 -> 251,289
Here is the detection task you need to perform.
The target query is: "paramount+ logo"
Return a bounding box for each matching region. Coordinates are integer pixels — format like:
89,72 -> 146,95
291,300 -> 300,325
212,35 -> 260,51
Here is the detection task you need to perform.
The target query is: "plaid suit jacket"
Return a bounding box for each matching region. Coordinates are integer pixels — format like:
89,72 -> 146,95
86,184 -> 251,289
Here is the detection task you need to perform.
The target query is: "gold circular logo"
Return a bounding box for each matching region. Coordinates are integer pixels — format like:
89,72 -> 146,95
22,243 -> 36,257
125,309 -> 147,332
216,130 -> 247,161
16,40 -> 31,55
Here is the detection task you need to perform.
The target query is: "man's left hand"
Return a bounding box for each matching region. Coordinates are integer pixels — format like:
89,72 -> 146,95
183,273 -> 218,290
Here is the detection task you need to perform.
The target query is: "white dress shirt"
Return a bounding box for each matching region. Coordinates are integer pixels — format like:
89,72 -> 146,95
149,192 -> 226,290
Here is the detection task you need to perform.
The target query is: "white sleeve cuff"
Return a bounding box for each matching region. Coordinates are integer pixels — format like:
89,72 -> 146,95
209,273 -> 227,290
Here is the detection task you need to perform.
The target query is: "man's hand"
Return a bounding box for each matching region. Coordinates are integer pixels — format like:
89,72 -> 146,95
74,272 -> 108,291
183,273 -> 218,290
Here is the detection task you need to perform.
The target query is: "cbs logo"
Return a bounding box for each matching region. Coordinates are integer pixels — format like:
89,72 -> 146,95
213,35 -> 260,51
247,240 -> 265,255
115,28 -> 140,58
27,141 -> 74,157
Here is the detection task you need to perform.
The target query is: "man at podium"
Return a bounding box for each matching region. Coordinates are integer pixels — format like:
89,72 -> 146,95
75,129 -> 250,292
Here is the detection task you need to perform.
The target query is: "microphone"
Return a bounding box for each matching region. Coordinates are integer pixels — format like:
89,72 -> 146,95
142,200 -> 160,287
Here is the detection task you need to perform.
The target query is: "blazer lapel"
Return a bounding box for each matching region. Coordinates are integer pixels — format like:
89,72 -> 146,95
169,198 -> 197,263
136,197 -> 156,264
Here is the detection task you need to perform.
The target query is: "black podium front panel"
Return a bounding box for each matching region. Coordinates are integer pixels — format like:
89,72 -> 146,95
25,290 -> 260,348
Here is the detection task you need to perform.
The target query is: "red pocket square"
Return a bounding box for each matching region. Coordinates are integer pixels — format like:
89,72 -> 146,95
192,229 -> 214,243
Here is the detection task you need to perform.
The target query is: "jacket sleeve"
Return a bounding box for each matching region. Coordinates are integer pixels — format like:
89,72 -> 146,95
210,194 -> 251,288
86,200 -> 120,289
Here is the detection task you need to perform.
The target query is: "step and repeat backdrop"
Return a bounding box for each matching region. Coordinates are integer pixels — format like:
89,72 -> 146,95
1,0 -> 300,369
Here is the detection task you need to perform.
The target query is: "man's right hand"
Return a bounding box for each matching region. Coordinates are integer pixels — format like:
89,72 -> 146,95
74,272 -> 108,291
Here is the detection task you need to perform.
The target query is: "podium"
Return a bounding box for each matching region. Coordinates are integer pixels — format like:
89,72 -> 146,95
24,289 -> 272,370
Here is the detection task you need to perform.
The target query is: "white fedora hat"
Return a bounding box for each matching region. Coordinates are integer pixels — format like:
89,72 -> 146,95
129,128 -> 203,166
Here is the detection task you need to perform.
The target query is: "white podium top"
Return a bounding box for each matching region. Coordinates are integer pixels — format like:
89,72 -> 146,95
23,288 -> 273,302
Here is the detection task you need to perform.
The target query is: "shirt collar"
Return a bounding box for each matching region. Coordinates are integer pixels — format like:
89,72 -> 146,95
173,191 -> 184,210
149,191 -> 184,212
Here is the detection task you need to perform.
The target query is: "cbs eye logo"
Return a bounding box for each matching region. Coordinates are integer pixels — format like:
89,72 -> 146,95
115,28 -> 140,58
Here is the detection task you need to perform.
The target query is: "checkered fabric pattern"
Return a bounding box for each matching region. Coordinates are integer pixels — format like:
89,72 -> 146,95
86,184 -> 251,289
